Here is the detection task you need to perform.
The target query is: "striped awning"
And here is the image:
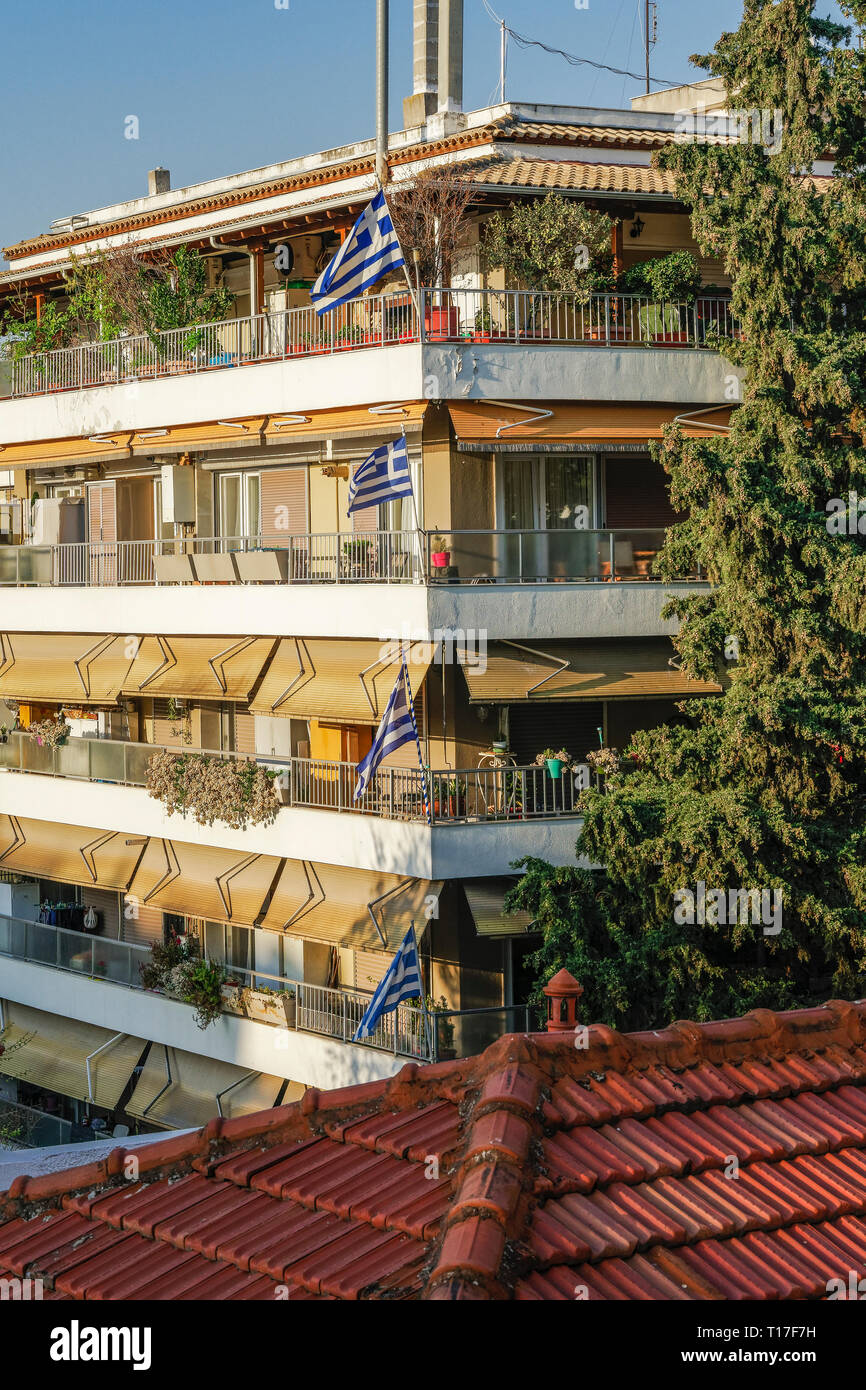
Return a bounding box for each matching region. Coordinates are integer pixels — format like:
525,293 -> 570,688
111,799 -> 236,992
250,638 -> 434,724
121,635 -> 276,701
461,640 -> 722,702
0,1003 -> 146,1107
463,879 -> 536,937
125,1044 -> 291,1129
129,840 -> 281,926
0,632 -> 134,704
257,860 -> 443,950
0,815 -> 148,891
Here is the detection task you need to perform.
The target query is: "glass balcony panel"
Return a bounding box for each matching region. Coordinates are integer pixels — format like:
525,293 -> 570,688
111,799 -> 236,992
54,739 -> 91,779
88,739 -> 128,783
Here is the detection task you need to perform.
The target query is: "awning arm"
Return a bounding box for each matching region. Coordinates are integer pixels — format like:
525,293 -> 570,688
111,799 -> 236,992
358,643 -> 418,718
0,633 -> 15,681
272,638 -> 312,713
208,636 -> 256,696
280,861 -> 325,931
85,1032 -> 127,1104
79,830 -> 116,885
366,878 -> 420,949
216,1070 -> 258,1118
142,1044 -> 173,1117
74,633 -> 118,699
137,635 -> 177,692
214,852 -> 262,922
501,639 -> 572,696
486,400 -> 555,439
141,839 -> 181,905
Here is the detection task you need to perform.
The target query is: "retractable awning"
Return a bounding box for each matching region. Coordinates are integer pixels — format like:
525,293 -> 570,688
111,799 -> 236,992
129,839 -> 281,926
0,1003 -> 146,1107
121,635 -> 276,701
130,418 -> 268,457
463,880 -> 536,938
260,402 -> 428,445
0,815 -> 148,891
461,639 -> 722,702
250,638 -> 434,724
257,860 -> 443,951
448,401 -> 732,449
125,1044 -> 292,1129
0,632 -> 134,704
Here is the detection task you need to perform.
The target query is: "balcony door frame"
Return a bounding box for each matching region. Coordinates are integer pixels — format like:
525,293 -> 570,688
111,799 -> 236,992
493,451 -> 601,532
217,470 -> 262,547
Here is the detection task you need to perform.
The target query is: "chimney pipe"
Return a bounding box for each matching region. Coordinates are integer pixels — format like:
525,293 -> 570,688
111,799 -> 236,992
376,0 -> 389,185
148,167 -> 170,196
542,969 -> 584,1033
437,0 -> 463,115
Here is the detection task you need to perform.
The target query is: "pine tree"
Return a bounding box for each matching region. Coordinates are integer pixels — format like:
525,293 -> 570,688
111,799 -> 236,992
514,1 -> 866,1028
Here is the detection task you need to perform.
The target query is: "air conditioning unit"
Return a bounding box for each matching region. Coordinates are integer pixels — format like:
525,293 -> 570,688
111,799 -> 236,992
160,465 -> 195,524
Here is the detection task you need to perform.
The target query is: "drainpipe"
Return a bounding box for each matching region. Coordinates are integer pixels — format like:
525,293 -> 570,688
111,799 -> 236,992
376,0 -> 389,186
209,235 -> 257,317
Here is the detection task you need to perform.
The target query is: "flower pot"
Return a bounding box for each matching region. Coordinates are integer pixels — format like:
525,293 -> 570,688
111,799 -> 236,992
246,989 -> 295,1026
653,331 -> 689,345
546,757 -> 564,779
492,740 -> 508,753
431,551 -> 451,569
220,983 -> 246,1016
424,307 -> 460,341
473,332 -> 491,343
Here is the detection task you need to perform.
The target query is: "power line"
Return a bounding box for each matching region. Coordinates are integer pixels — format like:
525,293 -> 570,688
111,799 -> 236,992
480,0 -> 691,90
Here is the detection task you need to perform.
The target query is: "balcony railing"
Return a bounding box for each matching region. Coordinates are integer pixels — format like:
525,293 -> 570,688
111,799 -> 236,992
0,527 -> 702,586
3,287 -> 736,399
0,912 -> 530,1063
0,732 -> 585,823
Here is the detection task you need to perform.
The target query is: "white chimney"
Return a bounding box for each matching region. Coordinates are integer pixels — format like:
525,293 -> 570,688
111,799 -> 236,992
148,168 -> 170,196
403,0 -> 439,127
437,0 -> 463,116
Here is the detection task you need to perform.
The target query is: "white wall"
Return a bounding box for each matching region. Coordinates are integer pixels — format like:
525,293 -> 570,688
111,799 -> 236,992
0,769 -> 586,876
0,955 -> 405,1091
0,579 -> 704,640
0,342 -> 733,447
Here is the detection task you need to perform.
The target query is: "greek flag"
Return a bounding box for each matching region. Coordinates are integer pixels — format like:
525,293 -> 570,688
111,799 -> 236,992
347,435 -> 413,515
310,188 -> 405,315
353,924 -> 422,1040
354,663 -> 417,800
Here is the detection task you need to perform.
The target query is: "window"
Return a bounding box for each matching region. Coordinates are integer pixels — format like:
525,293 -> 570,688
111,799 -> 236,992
498,455 -> 596,531
218,472 -> 261,543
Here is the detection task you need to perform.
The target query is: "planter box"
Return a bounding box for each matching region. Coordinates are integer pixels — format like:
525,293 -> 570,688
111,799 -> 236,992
234,549 -> 290,584
193,552 -> 239,583
154,553 -> 196,584
246,990 -> 296,1026
425,307 -> 460,341
220,984 -> 246,1016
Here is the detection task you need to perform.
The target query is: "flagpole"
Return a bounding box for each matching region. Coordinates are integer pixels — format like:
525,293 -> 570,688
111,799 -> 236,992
411,919 -> 434,1062
402,646 -> 431,826
401,422 -> 426,581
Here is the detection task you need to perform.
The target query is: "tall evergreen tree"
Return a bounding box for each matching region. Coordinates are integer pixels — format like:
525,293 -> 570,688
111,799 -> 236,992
512,0 -> 866,1029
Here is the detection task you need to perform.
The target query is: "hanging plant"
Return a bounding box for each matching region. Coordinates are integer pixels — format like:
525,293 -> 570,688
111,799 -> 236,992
146,750 -> 280,829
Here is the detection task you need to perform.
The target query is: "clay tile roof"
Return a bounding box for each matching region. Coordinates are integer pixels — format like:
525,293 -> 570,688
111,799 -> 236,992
467,157 -> 680,196
4,998 -> 866,1300
490,120 -> 675,148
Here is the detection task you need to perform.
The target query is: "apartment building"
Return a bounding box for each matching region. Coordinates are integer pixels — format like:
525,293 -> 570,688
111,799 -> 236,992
0,8 -> 739,1143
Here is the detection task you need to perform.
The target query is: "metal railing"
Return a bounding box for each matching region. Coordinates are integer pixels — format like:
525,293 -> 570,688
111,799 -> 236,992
4,287 -> 736,398
0,732 -> 586,823
423,287 -> 738,347
0,912 -> 530,1062
7,289 -> 420,397
0,527 -> 704,587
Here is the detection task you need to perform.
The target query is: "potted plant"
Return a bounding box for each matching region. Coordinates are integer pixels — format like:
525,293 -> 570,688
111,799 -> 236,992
246,985 -> 296,1026
536,747 -> 572,780
430,534 -> 451,570
473,307 -> 492,343
492,738 -> 509,754
341,536 -> 375,577
30,716 -> 71,748
619,252 -> 701,345
219,980 -> 247,1016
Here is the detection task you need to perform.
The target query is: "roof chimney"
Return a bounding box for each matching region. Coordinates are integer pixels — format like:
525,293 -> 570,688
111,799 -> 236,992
403,0 -> 439,127
437,0 -> 463,116
543,969 -> 584,1033
148,167 -> 170,197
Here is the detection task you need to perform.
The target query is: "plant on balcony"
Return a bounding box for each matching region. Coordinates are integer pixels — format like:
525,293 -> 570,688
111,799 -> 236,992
536,747 -> 573,778
146,749 -> 280,829
481,194 -> 615,303
388,167 -> 474,285
618,251 -> 703,342
29,716 -> 70,748
139,935 -> 227,1029
139,932 -> 194,992
585,746 -> 622,779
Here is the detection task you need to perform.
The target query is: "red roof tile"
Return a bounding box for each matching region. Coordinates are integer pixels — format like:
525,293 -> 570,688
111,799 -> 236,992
6,1000 -> 866,1298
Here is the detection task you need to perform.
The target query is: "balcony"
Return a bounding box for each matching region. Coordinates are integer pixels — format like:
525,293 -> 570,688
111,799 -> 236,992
0,289 -> 737,444
0,731 -> 583,825
0,912 -> 529,1069
3,288 -> 736,401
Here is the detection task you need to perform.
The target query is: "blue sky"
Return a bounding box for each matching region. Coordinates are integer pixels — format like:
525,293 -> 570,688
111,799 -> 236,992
1,0 -> 750,256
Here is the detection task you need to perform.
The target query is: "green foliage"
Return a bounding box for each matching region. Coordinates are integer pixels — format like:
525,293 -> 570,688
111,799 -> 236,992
527,1 -> 866,1030
618,251 -> 703,302
481,194 -> 615,296
1,244 -> 231,359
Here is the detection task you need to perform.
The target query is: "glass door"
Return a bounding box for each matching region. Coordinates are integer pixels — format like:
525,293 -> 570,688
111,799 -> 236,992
218,472 -> 261,550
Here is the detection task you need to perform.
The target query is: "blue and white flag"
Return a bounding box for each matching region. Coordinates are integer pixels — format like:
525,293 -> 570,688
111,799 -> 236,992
310,188 -> 405,316
347,435 -> 413,515
354,663 -> 417,800
353,924 -> 422,1040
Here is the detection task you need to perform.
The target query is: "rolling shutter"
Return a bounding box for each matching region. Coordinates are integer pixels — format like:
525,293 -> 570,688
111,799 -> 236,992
122,900 -> 164,948
604,455 -> 679,529
261,467 -> 308,542
234,712 -> 256,755
509,703 -> 605,767
80,886 -> 121,938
